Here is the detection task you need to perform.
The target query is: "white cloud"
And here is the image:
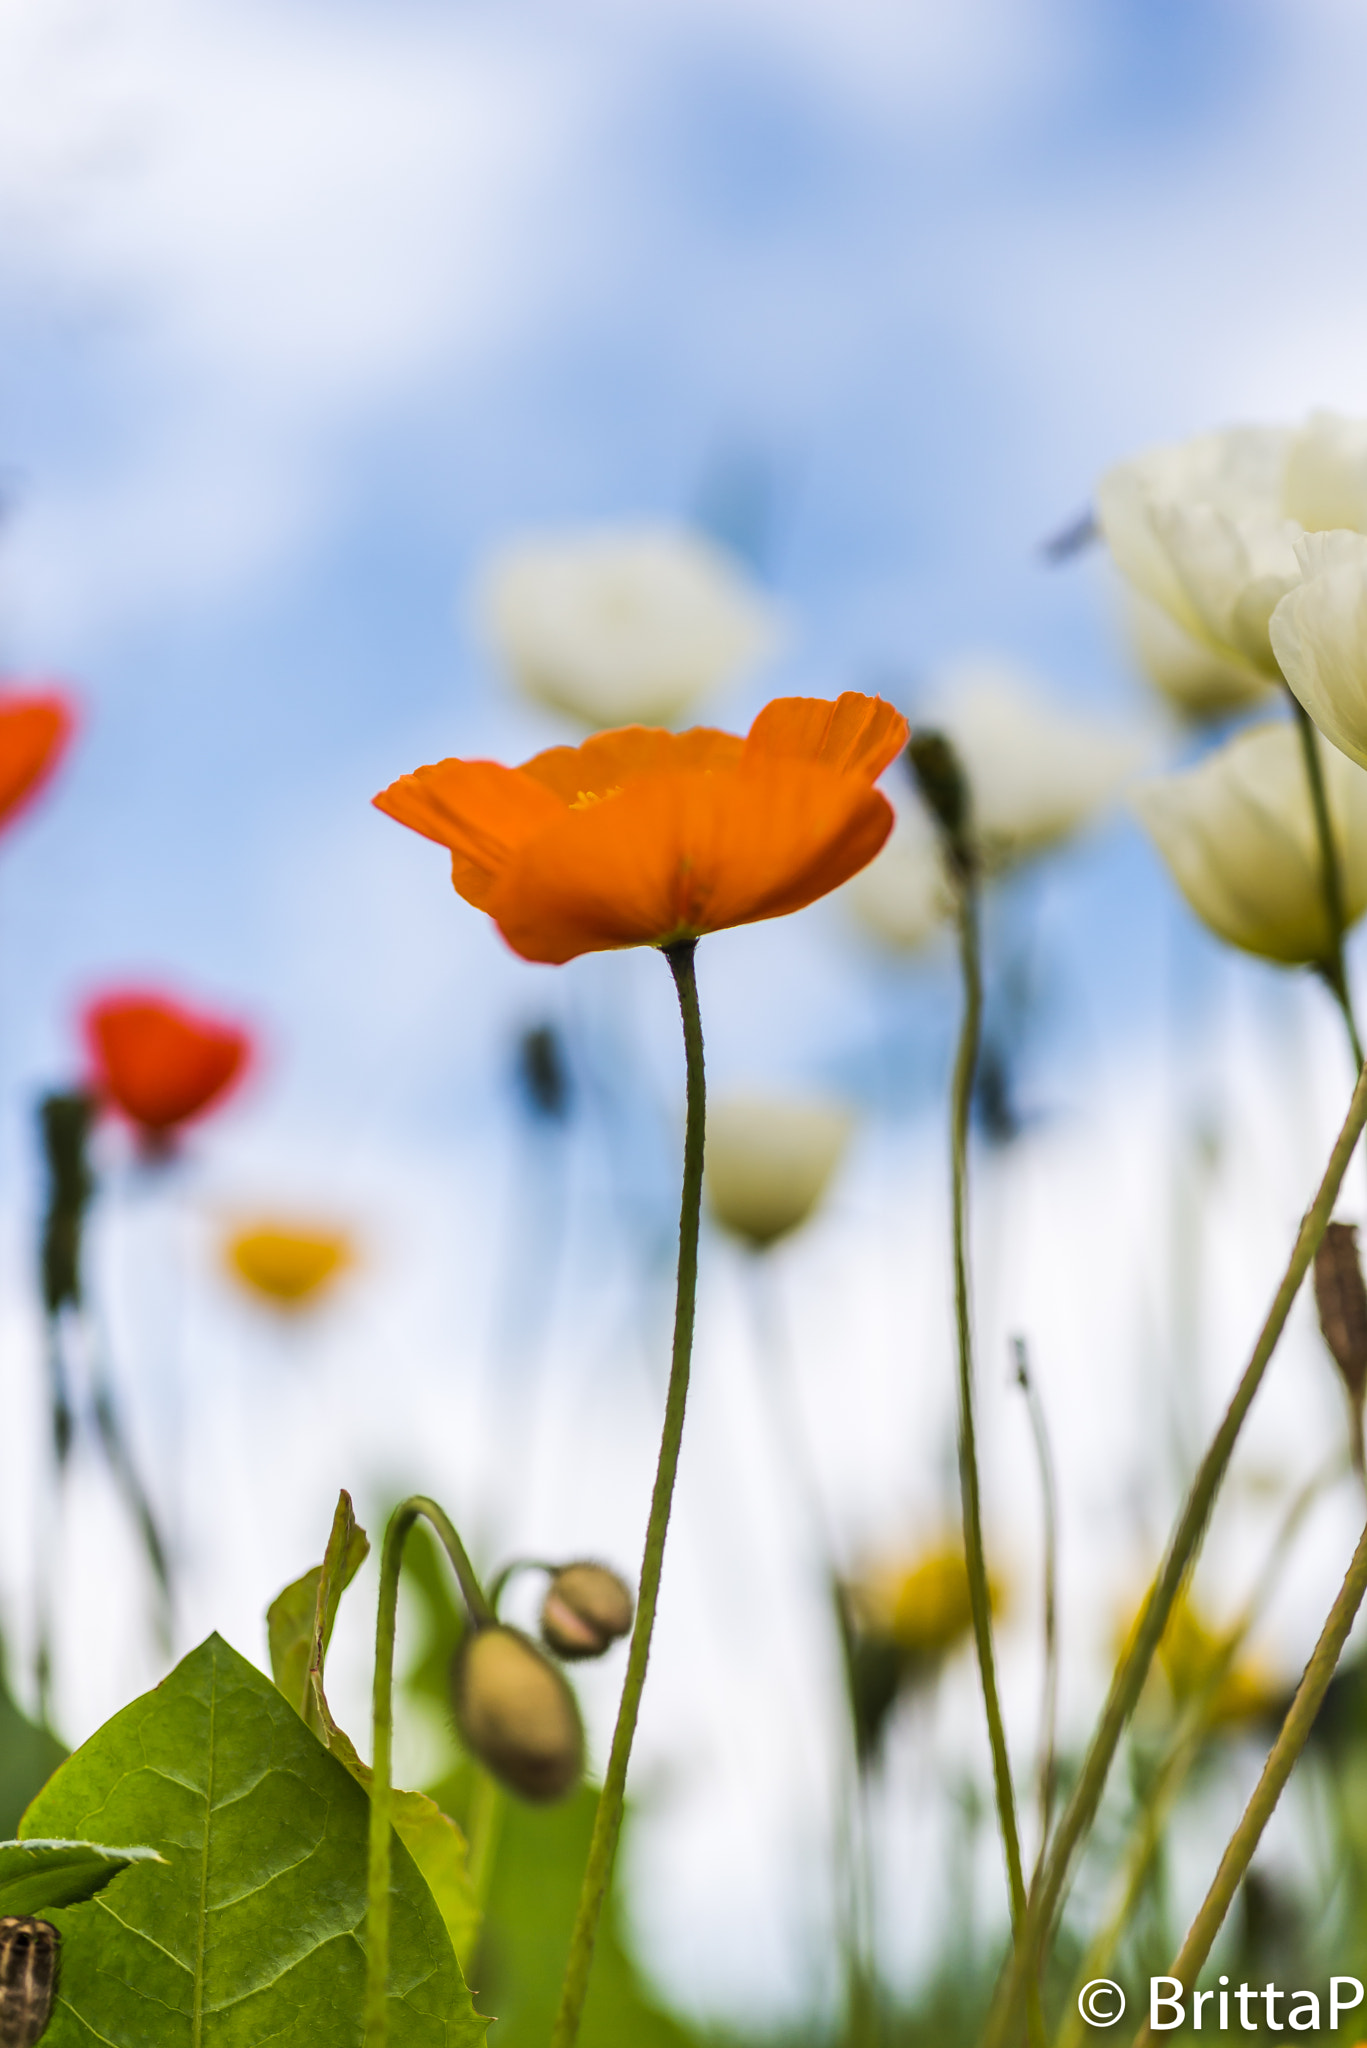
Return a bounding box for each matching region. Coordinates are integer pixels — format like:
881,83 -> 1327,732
0,0 -> 595,641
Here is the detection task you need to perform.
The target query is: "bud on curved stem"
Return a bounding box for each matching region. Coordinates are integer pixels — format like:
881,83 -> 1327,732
452,1625 -> 584,1800
363,1496 -> 492,2048
540,1563 -> 634,1661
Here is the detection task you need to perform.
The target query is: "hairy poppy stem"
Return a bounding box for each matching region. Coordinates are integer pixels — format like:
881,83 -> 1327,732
1288,687 -> 1364,1069
948,869 -> 1043,2048
364,1495 -> 491,2048
551,938 -> 706,2048
1131,1511 -> 1367,2048
983,1059 -> 1367,2048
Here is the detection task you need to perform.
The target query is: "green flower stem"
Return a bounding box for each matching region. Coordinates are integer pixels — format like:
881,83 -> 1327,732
1130,1509 -> 1367,2048
1288,687 -> 1365,1068
550,937 -> 706,2048
364,1495 -> 491,2048
949,875 -> 1041,2048
466,1768 -> 505,1913
1055,1457 -> 1337,2048
983,1059 -> 1367,2048
1012,1336 -> 1059,1879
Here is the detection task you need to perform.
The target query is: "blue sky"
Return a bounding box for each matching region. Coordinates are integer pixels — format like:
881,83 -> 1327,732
5,0 -> 1367,2016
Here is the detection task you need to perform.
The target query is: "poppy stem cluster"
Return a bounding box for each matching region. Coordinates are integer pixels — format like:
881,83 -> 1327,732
983,1061 -> 1367,2048
551,938 -> 707,2048
1130,1510 -> 1367,2048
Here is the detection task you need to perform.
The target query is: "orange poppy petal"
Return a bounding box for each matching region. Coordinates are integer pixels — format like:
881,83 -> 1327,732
520,724 -> 743,804
488,761 -> 895,964
374,759 -> 563,910
0,693 -> 75,830
745,692 -> 908,782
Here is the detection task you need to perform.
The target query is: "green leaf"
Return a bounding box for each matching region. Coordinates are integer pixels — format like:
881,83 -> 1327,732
0,1640 -> 65,1836
267,1488 -> 370,1731
319,1718 -> 482,1973
0,1839 -> 164,1915
21,1632 -> 486,2045
274,1492 -> 481,1971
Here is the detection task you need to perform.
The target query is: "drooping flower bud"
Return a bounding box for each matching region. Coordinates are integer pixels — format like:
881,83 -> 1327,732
1315,1222 -> 1367,1465
540,1562 -> 634,1661
451,1625 -> 584,1802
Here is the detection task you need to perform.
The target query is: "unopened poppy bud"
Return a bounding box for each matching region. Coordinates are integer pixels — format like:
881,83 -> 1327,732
907,729 -> 973,877
1316,1220 -> 1367,1411
452,1624 -> 584,1802
541,1562 -> 634,1661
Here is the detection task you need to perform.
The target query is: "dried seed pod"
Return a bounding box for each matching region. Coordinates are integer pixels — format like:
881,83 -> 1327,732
452,1624 -> 584,1802
0,1917 -> 58,2048
1315,1220 -> 1367,1407
541,1562 -> 635,1661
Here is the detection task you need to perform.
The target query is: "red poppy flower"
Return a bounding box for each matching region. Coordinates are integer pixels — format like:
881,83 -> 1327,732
0,689 -> 76,832
374,692 -> 909,963
84,991 -> 252,1143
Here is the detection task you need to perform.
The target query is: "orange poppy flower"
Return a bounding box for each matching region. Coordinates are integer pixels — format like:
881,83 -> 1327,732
374,692 -> 909,963
0,689 -> 75,831
84,990 -> 252,1143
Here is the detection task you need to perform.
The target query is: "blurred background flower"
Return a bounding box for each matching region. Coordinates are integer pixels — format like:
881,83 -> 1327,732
704,1092 -> 854,1251
224,1218 -> 355,1312
0,690 -> 76,833
480,524 -> 780,729
83,989 -> 252,1150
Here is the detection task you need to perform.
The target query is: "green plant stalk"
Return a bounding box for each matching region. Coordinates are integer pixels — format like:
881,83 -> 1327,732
1012,1336 -> 1059,1880
550,937 -> 707,2048
983,1060 -> 1367,2048
1055,1456 -> 1338,2048
1130,1509 -> 1367,2048
465,1768 -> 505,1914
949,878 -> 1043,2048
1288,687 -> 1365,1068
363,1494 -> 492,2048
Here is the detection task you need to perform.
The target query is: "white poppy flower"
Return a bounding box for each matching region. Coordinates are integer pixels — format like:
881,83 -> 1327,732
1098,414 -> 1367,689
1270,531 -> 1367,772
1121,587 -> 1273,722
1097,426 -> 1298,677
479,525 -> 780,729
1133,719 -> 1367,965
705,1094 -> 854,1250
844,802 -> 953,952
931,663 -> 1144,868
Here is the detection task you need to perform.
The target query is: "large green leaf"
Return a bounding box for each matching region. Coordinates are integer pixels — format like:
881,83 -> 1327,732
21,1633 -> 486,2045
0,1838 -> 163,1915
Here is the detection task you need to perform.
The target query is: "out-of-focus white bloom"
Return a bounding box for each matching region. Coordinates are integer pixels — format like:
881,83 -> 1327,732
1098,413 -> 1367,684
1121,587 -> 1274,722
705,1094 -> 854,1250
479,525 -> 779,728
931,663 -> 1143,868
844,802 -> 953,952
1133,719 -> 1367,965
1271,531 -> 1367,772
